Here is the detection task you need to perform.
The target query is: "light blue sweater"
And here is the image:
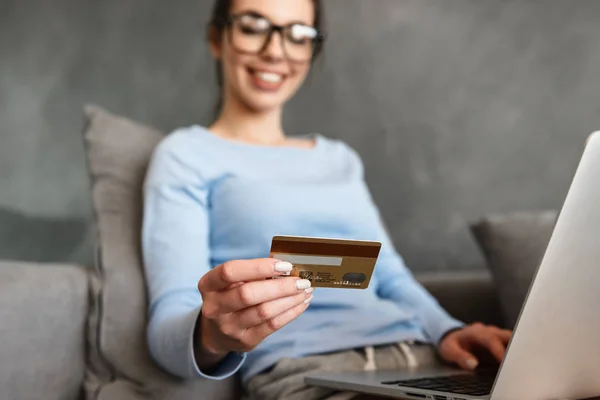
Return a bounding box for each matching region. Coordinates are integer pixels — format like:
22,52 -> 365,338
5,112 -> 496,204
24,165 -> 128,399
142,126 -> 463,383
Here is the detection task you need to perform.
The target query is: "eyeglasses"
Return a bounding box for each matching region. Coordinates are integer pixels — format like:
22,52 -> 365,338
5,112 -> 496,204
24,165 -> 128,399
223,12 -> 325,63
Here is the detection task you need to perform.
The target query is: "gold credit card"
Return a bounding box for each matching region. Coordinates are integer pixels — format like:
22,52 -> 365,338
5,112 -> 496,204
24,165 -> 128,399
270,236 -> 382,289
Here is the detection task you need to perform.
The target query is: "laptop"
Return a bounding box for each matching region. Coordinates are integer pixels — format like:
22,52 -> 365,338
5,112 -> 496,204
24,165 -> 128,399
306,132 -> 600,400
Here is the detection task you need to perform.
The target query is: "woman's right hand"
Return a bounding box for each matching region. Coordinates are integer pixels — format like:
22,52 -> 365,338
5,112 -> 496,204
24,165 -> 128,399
197,258 -> 313,359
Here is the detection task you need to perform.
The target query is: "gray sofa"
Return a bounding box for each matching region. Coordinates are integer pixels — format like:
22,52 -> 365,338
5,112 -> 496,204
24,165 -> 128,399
0,262 -> 501,400
1,106 -> 554,400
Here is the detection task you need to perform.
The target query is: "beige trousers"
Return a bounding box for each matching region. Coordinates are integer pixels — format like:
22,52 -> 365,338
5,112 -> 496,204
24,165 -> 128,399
244,342 -> 440,400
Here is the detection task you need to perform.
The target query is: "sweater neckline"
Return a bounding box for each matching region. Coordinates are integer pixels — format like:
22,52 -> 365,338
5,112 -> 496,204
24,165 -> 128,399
195,126 -> 324,153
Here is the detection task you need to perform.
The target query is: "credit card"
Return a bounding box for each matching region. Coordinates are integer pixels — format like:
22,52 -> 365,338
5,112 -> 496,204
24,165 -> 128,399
270,235 -> 382,289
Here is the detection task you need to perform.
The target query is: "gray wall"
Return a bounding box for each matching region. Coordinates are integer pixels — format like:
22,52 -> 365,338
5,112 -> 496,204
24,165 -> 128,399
2,0 -> 600,270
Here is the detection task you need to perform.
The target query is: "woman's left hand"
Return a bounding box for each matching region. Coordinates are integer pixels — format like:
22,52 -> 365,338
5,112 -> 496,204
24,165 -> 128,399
438,323 -> 513,371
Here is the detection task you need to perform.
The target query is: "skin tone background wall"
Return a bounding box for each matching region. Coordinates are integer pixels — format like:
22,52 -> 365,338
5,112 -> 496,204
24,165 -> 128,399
1,0 -> 600,269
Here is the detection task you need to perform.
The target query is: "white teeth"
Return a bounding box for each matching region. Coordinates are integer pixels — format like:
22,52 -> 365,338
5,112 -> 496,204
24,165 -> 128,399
256,72 -> 283,83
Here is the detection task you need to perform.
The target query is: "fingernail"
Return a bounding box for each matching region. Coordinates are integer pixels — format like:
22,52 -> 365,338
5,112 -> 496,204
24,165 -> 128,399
304,295 -> 313,304
466,359 -> 478,370
296,279 -> 311,290
275,261 -> 293,272
305,287 -> 314,295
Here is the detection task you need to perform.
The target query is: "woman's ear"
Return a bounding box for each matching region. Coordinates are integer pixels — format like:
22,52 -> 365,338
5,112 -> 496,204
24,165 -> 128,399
207,25 -> 223,60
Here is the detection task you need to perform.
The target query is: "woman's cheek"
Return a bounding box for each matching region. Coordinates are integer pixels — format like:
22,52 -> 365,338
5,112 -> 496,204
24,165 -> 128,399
223,51 -> 249,86
288,65 -> 311,93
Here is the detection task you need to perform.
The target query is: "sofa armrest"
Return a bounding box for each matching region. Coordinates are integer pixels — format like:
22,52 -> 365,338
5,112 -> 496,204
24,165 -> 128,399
416,270 -> 505,328
0,260 -> 90,400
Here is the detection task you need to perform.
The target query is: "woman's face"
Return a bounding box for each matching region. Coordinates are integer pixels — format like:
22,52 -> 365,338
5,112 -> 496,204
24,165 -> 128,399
211,0 -> 316,113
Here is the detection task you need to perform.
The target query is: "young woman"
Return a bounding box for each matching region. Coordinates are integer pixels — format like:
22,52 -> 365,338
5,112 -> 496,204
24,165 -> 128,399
142,0 -> 512,399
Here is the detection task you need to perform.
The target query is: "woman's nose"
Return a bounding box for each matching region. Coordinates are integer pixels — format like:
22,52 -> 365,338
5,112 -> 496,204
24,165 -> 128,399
261,31 -> 286,61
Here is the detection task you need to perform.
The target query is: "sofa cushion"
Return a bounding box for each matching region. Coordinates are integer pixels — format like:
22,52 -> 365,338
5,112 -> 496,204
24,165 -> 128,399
470,210 -> 557,328
0,261 -> 89,400
416,270 -> 504,328
82,105 -> 240,400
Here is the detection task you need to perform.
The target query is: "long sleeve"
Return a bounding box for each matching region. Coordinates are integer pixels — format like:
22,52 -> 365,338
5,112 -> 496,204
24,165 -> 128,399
341,143 -> 464,346
374,220 -> 465,345
141,139 -> 246,379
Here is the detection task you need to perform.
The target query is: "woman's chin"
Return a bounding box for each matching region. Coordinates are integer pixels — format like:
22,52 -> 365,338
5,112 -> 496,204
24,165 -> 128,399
243,96 -> 287,114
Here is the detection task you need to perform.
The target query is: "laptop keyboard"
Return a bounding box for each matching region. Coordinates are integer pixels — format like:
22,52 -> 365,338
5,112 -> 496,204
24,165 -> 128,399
381,368 -> 497,397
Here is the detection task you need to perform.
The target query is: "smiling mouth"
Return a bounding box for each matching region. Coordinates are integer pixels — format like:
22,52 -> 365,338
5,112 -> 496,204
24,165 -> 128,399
248,68 -> 287,90
256,71 -> 283,83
